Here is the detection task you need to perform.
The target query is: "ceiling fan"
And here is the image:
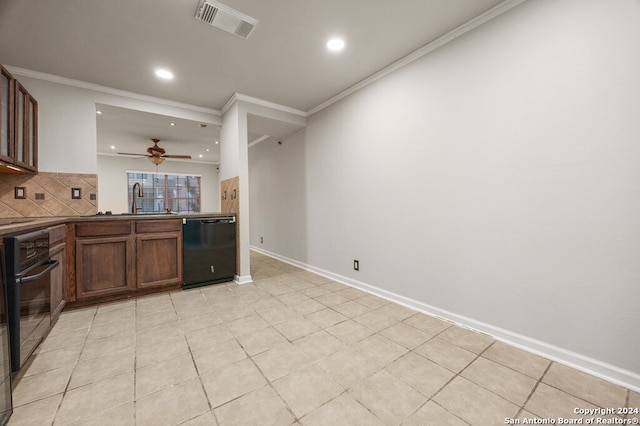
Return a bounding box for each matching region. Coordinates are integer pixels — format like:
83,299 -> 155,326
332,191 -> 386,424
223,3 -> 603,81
118,138 -> 192,165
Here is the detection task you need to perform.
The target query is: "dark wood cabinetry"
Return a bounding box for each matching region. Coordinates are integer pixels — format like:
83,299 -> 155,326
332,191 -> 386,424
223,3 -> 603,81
13,80 -> 37,172
136,220 -> 183,289
76,235 -> 136,299
0,67 -> 14,166
74,221 -> 135,300
67,219 -> 183,306
0,65 -> 37,174
49,225 -> 67,320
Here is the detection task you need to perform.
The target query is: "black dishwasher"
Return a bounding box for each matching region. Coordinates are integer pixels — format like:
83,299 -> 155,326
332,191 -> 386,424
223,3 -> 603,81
182,216 -> 236,289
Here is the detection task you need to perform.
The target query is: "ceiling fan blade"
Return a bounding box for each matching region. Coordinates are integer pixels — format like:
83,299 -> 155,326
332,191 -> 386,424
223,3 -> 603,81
117,152 -> 149,157
162,155 -> 192,159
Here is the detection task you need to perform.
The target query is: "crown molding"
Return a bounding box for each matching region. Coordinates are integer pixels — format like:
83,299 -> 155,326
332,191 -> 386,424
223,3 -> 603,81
222,92 -> 307,117
221,93 -> 239,115
6,66 -> 221,117
307,0 -> 527,116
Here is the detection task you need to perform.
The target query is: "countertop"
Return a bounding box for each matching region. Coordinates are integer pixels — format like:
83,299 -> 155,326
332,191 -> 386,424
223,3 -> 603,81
0,212 -> 235,236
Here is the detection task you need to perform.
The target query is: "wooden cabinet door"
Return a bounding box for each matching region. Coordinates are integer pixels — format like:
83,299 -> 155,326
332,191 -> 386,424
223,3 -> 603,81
0,66 -> 13,165
76,236 -> 135,299
13,80 -> 37,172
136,231 -> 183,288
26,96 -> 37,170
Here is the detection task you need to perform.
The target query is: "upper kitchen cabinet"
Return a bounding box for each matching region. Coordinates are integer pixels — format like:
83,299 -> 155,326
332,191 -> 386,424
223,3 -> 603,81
0,66 -> 13,166
13,80 -> 38,172
0,65 -> 38,174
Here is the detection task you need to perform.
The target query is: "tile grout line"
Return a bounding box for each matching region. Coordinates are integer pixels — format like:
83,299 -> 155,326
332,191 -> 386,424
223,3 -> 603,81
537,362 -> 629,417
405,337 -> 495,425
184,326 -> 218,422
516,360 -> 553,419
52,306 -> 99,425
225,274 -> 371,423
231,304 -> 300,423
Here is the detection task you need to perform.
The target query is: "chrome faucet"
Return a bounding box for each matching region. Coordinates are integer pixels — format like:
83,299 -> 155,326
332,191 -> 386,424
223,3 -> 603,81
131,182 -> 143,214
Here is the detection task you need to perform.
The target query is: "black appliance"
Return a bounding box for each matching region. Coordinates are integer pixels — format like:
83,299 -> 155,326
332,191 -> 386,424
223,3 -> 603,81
4,229 -> 58,372
0,247 -> 13,425
182,216 -> 236,289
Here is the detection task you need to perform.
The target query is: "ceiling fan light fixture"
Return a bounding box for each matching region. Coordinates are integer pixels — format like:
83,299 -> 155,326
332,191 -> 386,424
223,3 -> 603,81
118,139 -> 191,164
149,156 -> 165,165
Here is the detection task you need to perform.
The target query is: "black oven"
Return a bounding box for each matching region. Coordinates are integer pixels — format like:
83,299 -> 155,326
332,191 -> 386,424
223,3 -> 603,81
0,245 -> 13,424
3,229 -> 58,372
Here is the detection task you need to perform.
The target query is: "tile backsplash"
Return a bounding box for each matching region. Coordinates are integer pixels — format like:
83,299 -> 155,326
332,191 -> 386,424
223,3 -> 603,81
0,172 -> 98,217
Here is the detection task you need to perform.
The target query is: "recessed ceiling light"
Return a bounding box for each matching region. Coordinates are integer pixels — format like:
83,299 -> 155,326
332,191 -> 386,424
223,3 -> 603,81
170,122 -> 176,126
110,145 -> 115,150
154,68 -> 174,80
199,154 -> 203,158
206,148 -> 210,152
215,141 -> 219,145
326,38 -> 345,52
96,110 -> 102,115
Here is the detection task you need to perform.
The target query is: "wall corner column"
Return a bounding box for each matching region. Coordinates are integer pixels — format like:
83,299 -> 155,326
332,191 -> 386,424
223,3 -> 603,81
219,98 -> 251,283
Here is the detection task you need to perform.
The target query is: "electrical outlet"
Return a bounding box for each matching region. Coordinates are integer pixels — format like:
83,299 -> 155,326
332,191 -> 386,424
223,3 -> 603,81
353,259 -> 359,271
260,237 -> 264,244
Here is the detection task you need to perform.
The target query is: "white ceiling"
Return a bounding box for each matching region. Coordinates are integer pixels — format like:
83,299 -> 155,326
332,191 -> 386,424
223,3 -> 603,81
0,0 -> 507,163
95,104 -> 222,163
94,105 -> 297,163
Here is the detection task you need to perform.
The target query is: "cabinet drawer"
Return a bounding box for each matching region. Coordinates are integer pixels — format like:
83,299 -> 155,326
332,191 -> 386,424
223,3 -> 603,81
136,219 -> 182,234
76,221 -> 132,237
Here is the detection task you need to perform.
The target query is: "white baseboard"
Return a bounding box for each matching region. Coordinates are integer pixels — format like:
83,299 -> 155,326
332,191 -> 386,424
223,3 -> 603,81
250,246 -> 640,392
234,274 -> 253,285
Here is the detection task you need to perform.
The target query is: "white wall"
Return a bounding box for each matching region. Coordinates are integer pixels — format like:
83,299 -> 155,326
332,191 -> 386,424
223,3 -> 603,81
219,103 -> 241,182
97,155 -> 219,214
249,130 -> 307,257
249,0 -> 640,389
18,76 -> 98,174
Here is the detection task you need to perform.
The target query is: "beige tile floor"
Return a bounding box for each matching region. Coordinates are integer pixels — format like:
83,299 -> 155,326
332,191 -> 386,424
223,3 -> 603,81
8,251 -> 638,425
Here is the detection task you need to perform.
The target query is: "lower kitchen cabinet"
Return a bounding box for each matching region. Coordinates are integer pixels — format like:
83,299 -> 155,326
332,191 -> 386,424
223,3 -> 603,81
73,221 -> 135,300
75,235 -> 135,299
68,219 -> 183,306
135,220 -> 183,289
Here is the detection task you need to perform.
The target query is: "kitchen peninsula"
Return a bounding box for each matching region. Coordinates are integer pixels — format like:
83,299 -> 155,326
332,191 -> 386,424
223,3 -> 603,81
0,213 -> 236,310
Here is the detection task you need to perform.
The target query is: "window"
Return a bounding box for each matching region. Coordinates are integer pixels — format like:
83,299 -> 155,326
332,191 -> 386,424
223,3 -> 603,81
127,172 -> 201,214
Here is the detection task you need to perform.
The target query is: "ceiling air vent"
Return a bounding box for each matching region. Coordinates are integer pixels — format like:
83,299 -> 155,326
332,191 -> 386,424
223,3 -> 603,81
195,0 -> 258,39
